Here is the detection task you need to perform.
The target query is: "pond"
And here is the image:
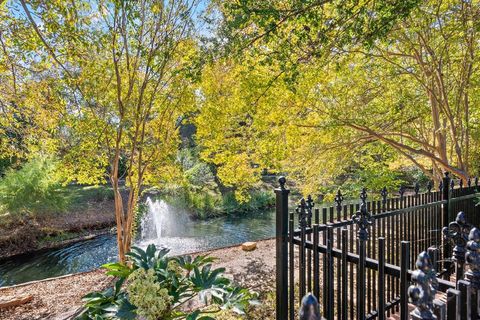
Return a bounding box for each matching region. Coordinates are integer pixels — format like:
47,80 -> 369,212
0,199 -> 276,287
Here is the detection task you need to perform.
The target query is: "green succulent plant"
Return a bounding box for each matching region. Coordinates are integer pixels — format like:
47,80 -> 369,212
77,244 -> 259,320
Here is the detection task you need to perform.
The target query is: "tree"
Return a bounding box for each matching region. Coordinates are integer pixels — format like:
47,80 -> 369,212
198,0 -> 479,194
335,0 -> 480,182
216,0 -> 421,83
196,61 -> 292,200
10,0 -> 200,262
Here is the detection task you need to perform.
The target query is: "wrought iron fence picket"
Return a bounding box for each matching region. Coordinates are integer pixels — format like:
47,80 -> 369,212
275,175 -> 480,320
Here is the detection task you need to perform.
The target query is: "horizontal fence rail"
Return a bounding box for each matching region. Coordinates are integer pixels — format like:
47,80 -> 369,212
275,173 -> 480,320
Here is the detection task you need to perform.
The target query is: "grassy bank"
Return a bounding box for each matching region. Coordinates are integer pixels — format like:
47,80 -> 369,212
0,185 -> 116,259
161,187 -> 275,219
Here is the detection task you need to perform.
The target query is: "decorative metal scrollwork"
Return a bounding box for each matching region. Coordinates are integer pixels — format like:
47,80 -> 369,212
466,228 -> 480,290
414,182 -> 420,195
408,251 -> 439,320
352,202 -> 374,241
450,179 -> 455,191
459,179 -> 464,189
427,181 -> 432,193
360,187 -> 367,204
381,187 -> 388,206
475,177 -> 479,187
442,212 -> 471,263
439,181 -> 443,192
468,178 -> 472,188
297,198 -> 307,229
399,185 -> 406,199
334,190 -> 343,214
306,195 -> 314,226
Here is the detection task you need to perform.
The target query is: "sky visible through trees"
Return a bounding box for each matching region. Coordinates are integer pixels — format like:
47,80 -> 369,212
0,0 -> 479,258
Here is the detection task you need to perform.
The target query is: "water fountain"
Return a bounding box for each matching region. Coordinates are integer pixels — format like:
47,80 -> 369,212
140,198 -> 168,240
0,197 -> 275,286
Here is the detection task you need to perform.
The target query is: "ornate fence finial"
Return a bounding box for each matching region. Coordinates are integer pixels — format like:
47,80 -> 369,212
450,179 -> 455,191
439,181 -> 443,191
459,179 -> 464,189
334,190 -> 343,214
278,176 -> 286,190
306,195 -> 314,226
408,251 -> 439,320
465,228 -> 480,290
380,187 -> 388,208
299,293 -> 321,320
442,212 -> 470,279
306,194 -> 314,210
360,187 -> 367,205
352,202 -> 374,241
414,182 -> 420,195
399,185 -> 406,200
427,181 -> 432,193
468,178 -> 472,188
475,177 -> 479,187
297,198 -> 307,229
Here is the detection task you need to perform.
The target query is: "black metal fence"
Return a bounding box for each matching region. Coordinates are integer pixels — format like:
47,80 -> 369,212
275,173 -> 480,320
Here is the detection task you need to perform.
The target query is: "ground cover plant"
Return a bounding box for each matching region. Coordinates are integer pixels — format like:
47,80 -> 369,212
77,245 -> 259,320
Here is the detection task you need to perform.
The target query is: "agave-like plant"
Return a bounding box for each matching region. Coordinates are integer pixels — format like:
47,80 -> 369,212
77,244 -> 259,320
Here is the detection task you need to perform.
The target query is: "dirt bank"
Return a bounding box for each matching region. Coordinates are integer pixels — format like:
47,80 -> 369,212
0,239 -> 277,320
0,199 -> 116,259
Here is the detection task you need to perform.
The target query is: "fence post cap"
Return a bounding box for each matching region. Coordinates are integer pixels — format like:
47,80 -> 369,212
415,251 -> 434,271
456,211 -> 466,224
408,251 -> 438,320
466,228 -> 480,289
278,176 -> 286,189
469,228 -> 480,241
299,293 -> 321,320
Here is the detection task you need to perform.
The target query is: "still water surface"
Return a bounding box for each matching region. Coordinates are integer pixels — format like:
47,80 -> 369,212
0,203 -> 275,287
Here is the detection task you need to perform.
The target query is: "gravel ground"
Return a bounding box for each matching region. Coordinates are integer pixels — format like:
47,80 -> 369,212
0,239 -> 277,320
0,269 -> 112,320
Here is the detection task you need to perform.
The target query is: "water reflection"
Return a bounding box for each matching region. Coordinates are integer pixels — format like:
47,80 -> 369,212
0,203 -> 275,287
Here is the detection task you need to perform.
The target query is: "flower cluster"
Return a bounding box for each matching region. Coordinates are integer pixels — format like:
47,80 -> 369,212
127,268 -> 172,320
167,259 -> 184,276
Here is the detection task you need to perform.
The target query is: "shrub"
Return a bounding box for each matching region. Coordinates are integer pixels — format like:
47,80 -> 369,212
221,191 -> 274,215
77,245 -> 259,320
70,185 -> 114,207
0,157 -> 69,215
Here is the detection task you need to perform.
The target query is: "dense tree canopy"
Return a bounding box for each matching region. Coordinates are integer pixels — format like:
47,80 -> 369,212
1,0 -> 479,255
195,0 -> 480,196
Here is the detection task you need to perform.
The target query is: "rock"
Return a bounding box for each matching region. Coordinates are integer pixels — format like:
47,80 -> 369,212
241,241 -> 257,251
0,295 -> 33,309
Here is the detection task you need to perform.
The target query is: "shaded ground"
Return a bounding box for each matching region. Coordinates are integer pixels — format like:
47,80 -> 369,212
0,239 -> 277,320
0,269 -> 111,320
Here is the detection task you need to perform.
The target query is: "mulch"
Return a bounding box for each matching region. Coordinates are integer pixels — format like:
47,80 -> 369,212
0,239 -> 277,319
0,269 -> 112,320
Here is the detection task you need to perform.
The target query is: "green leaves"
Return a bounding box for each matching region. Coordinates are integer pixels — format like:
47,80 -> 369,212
175,255 -> 217,272
79,244 -> 259,319
102,263 -> 132,279
77,283 -> 136,320
217,0 -> 421,82
126,245 -> 170,270
185,310 -> 215,320
191,265 -> 228,292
